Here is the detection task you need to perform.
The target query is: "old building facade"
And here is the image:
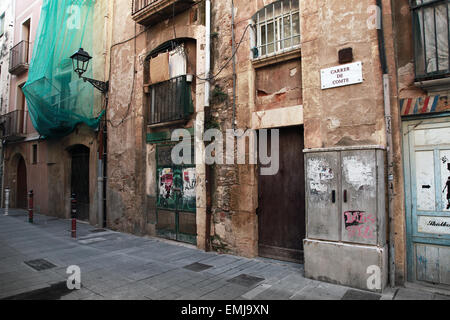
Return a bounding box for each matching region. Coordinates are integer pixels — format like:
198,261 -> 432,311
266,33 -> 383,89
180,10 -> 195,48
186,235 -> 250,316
1,0 -> 449,294
1,0 -> 107,227
0,0 -> 15,203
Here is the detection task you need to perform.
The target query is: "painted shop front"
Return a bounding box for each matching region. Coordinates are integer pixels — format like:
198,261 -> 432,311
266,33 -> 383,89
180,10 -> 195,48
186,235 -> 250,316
401,103 -> 450,287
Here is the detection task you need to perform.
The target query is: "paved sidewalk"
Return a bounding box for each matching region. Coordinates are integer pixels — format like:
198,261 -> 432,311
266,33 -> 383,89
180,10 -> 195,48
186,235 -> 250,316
0,209 -> 448,300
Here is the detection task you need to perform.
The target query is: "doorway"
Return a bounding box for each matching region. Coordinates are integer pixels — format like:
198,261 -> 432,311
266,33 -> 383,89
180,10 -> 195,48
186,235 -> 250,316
155,142 -> 197,245
17,155 -> 27,209
70,145 -> 90,221
403,117 -> 450,287
258,126 -> 306,263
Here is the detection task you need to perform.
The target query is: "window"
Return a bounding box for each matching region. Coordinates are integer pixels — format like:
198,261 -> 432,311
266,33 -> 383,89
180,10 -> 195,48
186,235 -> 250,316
253,0 -> 300,58
0,13 -> 5,37
412,0 -> 450,80
32,144 -> 37,164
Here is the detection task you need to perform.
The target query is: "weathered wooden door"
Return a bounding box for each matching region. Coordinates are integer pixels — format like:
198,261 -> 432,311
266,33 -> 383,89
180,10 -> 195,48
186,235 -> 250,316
17,156 -> 27,209
404,118 -> 450,286
71,145 -> 90,221
258,126 -> 306,263
156,143 -> 197,245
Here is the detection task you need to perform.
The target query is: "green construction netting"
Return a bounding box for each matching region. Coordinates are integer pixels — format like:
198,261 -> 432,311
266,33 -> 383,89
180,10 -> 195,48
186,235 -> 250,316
23,0 -> 103,138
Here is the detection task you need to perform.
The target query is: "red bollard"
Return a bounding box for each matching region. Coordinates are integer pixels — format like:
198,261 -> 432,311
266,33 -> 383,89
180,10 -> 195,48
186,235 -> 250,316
28,190 -> 34,223
71,193 -> 77,238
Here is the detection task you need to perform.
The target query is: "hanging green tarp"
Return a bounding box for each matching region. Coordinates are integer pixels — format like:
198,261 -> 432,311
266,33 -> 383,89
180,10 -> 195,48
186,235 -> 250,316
23,0 -> 102,138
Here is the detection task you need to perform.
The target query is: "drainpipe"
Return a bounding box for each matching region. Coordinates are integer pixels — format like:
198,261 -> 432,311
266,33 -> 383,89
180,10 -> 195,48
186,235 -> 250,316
376,0 -> 395,288
204,0 -> 212,251
205,0 -> 211,109
99,0 -> 110,229
231,0 -> 236,130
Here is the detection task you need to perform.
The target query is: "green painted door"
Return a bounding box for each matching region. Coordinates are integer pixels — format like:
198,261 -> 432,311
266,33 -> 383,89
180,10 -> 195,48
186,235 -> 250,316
156,143 -> 197,245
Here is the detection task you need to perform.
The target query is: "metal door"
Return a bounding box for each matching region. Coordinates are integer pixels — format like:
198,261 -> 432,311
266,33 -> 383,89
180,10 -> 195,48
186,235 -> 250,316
156,143 -> 196,245
258,126 -> 306,263
404,118 -> 450,286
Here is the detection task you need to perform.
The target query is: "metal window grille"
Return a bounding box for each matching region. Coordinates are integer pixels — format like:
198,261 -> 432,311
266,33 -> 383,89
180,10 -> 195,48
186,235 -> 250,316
412,0 -> 450,80
147,75 -> 193,125
254,0 -> 301,58
132,0 -> 160,15
0,110 -> 25,138
9,40 -> 30,73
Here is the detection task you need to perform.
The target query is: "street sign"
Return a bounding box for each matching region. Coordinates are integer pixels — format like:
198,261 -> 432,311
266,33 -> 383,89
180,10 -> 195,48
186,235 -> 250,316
321,62 -> 363,90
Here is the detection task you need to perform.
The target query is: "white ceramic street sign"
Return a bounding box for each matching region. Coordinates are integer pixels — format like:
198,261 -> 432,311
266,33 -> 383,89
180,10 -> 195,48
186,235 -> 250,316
320,62 -> 363,90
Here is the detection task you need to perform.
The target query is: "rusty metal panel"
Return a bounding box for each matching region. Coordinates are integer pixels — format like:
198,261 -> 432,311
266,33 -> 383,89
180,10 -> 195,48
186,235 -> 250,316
341,150 -> 378,246
305,151 -> 340,241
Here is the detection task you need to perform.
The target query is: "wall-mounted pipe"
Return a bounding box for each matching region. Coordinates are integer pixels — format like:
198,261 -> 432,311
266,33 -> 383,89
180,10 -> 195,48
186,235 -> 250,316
205,0 -> 211,107
204,0 -> 212,251
376,0 -> 395,288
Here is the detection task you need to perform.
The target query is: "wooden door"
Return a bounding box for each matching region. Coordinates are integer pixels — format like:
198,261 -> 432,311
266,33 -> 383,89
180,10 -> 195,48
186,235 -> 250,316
404,118 -> 450,286
258,126 -> 306,263
71,145 -> 90,221
17,156 -> 27,209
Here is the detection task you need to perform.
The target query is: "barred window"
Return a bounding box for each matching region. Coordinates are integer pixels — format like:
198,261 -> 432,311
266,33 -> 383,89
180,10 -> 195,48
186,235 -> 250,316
412,0 -> 450,80
253,0 -> 300,58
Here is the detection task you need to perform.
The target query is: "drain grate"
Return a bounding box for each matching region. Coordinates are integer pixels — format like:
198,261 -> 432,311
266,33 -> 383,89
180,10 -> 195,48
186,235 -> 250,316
24,259 -> 57,271
227,274 -> 265,288
341,289 -> 381,300
183,262 -> 213,272
90,229 -> 107,233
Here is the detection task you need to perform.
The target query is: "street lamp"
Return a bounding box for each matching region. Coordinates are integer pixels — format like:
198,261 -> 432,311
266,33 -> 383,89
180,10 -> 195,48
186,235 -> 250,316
70,48 -> 109,94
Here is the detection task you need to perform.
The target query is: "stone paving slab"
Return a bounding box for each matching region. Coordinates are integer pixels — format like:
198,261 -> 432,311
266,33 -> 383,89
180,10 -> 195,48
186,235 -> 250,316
1,209 -> 449,300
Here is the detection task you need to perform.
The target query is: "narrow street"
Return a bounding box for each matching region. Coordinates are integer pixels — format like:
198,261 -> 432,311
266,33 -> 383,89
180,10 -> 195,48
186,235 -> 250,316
0,210 -> 448,301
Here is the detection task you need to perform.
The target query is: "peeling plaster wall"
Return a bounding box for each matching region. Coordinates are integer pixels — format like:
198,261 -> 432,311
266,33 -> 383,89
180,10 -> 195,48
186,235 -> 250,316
106,0 -> 209,236
300,0 -> 387,149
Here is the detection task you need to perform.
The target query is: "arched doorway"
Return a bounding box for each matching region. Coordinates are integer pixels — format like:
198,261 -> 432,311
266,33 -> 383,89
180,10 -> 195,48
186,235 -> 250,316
16,156 -> 27,209
69,145 -> 90,221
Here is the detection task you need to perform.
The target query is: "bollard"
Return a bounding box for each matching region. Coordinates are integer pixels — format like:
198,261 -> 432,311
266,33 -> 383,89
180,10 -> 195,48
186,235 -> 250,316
28,190 -> 34,223
4,188 -> 10,216
71,193 -> 77,238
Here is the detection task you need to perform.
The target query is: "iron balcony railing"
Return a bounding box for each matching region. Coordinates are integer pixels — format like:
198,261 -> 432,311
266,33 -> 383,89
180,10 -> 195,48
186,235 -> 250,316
0,110 -> 26,140
132,0 -> 160,15
147,75 -> 193,125
9,40 -> 30,75
132,0 -> 195,26
412,0 -> 450,81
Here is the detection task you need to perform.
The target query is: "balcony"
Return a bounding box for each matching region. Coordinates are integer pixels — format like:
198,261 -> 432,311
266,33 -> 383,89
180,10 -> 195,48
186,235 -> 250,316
0,110 -> 27,142
145,75 -> 194,127
9,41 -> 30,75
132,0 -> 195,26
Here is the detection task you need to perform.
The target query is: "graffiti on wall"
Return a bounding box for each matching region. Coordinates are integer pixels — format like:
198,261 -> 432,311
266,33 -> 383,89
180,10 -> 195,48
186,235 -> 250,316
344,211 -> 376,240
